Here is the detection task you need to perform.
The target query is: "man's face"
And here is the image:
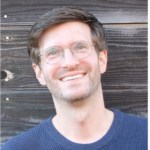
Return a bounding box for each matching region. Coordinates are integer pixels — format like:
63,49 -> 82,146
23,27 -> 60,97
33,21 -> 107,102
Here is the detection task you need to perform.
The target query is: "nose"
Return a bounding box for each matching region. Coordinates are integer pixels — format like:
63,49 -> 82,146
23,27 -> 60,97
60,48 -> 79,68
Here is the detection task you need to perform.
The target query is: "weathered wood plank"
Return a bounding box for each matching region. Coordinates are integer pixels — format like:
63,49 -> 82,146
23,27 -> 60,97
1,89 -> 55,142
1,0 -> 147,24
1,88 -> 147,115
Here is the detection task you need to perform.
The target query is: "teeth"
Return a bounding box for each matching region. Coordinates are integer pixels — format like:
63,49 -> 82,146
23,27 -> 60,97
62,74 -> 84,81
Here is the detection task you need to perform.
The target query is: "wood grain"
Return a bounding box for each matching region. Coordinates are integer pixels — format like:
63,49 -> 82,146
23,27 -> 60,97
1,0 -> 147,143
1,0 -> 147,24
1,24 -> 147,87
1,24 -> 147,143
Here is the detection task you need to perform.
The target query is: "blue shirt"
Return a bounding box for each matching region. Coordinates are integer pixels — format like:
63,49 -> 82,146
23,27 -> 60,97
1,110 -> 147,150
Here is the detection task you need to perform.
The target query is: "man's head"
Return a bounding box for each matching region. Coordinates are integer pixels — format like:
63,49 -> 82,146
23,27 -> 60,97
29,7 -> 108,102
28,7 -> 108,65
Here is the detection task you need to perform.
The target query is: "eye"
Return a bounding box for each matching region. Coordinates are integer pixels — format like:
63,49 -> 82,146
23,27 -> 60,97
45,47 -> 61,58
73,42 -> 89,53
76,43 -> 86,49
49,50 -> 57,55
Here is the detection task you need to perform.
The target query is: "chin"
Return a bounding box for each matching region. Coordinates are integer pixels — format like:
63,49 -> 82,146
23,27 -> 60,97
60,90 -> 92,103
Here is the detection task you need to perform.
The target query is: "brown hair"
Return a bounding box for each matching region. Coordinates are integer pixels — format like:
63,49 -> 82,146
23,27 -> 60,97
28,7 -> 108,65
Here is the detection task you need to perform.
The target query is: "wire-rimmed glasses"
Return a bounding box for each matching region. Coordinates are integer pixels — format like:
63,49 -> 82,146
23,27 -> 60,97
39,41 -> 94,64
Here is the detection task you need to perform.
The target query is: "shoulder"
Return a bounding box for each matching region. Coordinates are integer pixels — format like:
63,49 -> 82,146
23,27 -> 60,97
1,118 -> 50,150
120,110 -> 147,128
114,109 -> 147,123
114,109 -> 147,137
111,110 -> 147,149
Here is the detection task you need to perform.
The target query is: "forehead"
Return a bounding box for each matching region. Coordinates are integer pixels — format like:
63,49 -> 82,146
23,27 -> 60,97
39,21 -> 92,50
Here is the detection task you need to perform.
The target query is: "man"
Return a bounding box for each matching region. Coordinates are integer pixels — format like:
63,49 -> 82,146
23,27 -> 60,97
2,7 -> 147,150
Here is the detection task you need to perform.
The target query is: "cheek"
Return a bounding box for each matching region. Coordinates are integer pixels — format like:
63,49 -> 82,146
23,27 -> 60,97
42,64 -> 60,82
87,53 -> 100,70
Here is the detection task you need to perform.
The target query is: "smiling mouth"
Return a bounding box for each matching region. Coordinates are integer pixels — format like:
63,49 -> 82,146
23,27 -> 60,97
61,74 -> 85,82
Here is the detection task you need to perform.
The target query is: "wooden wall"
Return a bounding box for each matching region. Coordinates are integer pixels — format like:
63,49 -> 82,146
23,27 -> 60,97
1,0 -> 147,144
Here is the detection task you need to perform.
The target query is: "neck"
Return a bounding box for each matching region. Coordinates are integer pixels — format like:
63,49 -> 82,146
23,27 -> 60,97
52,89 -> 114,144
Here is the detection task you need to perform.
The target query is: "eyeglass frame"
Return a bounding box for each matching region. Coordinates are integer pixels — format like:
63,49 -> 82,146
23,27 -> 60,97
39,40 -> 95,65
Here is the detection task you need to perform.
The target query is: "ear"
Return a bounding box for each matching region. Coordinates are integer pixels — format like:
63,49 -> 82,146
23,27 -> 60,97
98,50 -> 108,74
32,64 -> 46,86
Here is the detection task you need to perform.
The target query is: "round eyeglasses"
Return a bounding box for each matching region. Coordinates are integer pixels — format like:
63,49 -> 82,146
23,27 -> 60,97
39,41 -> 94,64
